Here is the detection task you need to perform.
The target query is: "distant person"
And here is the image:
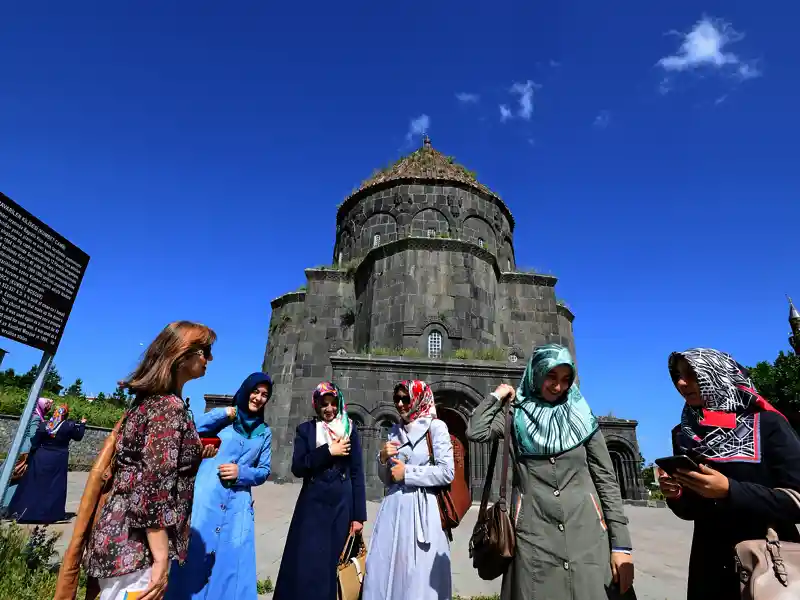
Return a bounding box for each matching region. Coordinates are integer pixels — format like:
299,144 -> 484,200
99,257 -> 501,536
1,396 -> 53,511
658,348 -> 800,600
167,372 -> 274,600
8,403 -> 86,523
81,321 -> 215,600
468,344 -> 635,600
274,381 -> 367,600
362,380 -> 454,600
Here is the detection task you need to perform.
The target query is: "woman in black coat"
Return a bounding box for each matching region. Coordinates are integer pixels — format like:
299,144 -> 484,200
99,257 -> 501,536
658,348 -> 800,600
9,404 -> 86,523
273,381 -> 367,600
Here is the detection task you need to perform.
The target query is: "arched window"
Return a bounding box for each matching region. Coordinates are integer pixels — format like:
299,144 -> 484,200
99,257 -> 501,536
478,238 -> 485,249
428,330 -> 443,358
427,228 -> 436,238
350,414 -> 365,430
373,234 -> 381,248
507,258 -> 512,271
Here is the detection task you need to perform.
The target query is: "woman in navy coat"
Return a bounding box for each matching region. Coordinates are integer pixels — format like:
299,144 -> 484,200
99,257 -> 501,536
273,381 -> 367,600
9,404 -> 86,523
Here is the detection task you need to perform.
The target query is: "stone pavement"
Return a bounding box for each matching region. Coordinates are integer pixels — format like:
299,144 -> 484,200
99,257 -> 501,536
53,473 -> 692,599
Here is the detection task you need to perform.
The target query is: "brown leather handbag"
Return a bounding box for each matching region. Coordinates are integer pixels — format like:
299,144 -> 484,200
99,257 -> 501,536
54,415 -> 125,600
469,402 -> 515,581
425,429 -> 465,540
735,488 -> 800,599
10,452 -> 29,483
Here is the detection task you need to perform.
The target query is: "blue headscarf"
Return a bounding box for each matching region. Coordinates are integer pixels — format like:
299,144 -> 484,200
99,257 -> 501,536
513,344 -> 598,457
232,372 -> 272,439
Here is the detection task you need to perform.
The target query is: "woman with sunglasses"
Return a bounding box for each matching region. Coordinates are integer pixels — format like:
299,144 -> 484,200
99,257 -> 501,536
362,380 -> 455,600
274,381 -> 366,600
167,372 -> 273,600
82,321 -> 215,600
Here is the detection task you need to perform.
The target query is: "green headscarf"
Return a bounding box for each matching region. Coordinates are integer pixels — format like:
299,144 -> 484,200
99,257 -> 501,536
513,344 -> 598,457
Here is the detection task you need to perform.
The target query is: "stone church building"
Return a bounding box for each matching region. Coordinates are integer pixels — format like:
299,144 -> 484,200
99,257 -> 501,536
207,137 -> 645,502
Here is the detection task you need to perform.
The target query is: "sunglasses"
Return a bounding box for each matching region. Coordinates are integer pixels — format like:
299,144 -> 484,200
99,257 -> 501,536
393,394 -> 411,405
189,345 -> 213,360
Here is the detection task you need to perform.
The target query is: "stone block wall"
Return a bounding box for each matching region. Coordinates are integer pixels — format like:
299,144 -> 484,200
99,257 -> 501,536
0,414 -> 109,469
334,183 -> 514,265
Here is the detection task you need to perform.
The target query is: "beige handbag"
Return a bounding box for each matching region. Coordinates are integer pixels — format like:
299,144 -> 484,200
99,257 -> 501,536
734,488 -> 800,599
337,532 -> 367,600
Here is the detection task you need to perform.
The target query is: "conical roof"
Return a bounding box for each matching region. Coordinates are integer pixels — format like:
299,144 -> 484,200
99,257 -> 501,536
349,136 -> 500,201
789,296 -> 800,322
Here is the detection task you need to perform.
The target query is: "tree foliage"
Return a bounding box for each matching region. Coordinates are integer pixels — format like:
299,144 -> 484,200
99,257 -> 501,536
65,378 -> 84,398
748,351 -> 800,411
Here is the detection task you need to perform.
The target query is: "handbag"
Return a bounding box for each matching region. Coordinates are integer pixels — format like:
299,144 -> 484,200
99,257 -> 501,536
735,488 -> 800,599
10,452 -> 29,483
425,429 -> 465,540
337,531 -> 367,600
468,401 -> 516,581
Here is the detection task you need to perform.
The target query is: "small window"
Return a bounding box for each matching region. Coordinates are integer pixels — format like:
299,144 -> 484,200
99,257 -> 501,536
373,234 -> 380,248
428,330 -> 442,358
507,259 -> 512,271
427,228 -> 436,238
478,238 -> 485,249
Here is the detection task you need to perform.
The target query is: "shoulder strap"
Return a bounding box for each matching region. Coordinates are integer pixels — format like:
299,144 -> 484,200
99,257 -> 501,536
477,402 -> 513,518
426,428 -> 435,465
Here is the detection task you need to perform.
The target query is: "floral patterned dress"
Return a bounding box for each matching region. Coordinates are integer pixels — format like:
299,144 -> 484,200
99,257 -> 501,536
83,394 -> 202,580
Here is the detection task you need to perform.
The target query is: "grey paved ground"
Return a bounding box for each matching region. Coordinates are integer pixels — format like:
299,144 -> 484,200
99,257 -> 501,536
53,473 -> 692,599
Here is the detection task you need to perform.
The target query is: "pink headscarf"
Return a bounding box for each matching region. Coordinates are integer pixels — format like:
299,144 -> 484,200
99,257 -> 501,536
396,380 -> 437,423
35,397 -> 53,421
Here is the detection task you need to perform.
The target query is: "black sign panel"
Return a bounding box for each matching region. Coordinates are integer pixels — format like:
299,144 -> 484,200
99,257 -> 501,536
0,192 -> 90,354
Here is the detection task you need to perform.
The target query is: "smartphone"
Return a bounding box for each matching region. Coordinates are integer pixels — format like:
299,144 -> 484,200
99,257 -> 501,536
200,437 -> 221,449
654,455 -> 702,476
123,592 -> 142,600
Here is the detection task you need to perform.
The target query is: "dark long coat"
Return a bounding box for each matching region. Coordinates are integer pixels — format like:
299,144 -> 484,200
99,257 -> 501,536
667,411 -> 800,599
9,419 -> 85,523
273,421 -> 367,600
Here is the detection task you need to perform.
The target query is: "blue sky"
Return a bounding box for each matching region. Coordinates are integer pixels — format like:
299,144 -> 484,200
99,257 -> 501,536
1,1 -> 797,463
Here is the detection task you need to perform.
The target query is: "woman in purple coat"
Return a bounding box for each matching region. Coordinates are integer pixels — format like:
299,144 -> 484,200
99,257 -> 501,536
9,404 -> 86,523
273,382 -> 367,600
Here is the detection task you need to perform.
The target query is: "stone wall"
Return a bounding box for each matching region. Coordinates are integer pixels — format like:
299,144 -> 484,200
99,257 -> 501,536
0,414 -> 109,469
334,184 -> 514,264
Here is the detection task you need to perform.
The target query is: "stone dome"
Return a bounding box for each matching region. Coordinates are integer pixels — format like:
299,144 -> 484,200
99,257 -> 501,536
346,136 -> 501,203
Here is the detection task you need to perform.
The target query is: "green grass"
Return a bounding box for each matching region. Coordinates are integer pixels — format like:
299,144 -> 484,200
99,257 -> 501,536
450,348 -> 508,362
0,522 -> 88,600
367,347 -> 424,358
453,595 -> 500,600
256,576 -> 274,594
0,386 -> 124,429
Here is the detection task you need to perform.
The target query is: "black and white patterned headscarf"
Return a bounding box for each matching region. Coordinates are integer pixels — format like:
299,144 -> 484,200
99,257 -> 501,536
669,348 -> 783,462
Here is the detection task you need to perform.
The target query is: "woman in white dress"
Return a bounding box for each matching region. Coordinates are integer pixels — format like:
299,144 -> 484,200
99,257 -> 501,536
362,380 -> 455,600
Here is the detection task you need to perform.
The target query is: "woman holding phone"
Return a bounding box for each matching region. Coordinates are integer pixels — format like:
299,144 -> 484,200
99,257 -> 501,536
659,348 -> 800,600
166,372 -> 273,600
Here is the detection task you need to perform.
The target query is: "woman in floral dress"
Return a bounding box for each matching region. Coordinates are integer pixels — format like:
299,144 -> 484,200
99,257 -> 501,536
83,321 -> 216,600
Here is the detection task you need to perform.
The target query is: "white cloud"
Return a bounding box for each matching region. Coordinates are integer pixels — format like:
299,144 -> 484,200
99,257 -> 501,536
406,114 -> 430,143
657,16 -> 760,89
499,80 -> 540,123
593,110 -> 610,129
455,92 -> 480,104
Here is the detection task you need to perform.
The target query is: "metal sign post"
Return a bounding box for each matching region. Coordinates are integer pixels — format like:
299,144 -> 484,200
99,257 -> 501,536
0,192 -> 90,515
0,352 -> 52,509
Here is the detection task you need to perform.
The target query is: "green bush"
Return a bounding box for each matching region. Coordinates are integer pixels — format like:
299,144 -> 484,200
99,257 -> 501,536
0,522 -> 87,600
0,386 -> 124,429
450,348 -> 507,362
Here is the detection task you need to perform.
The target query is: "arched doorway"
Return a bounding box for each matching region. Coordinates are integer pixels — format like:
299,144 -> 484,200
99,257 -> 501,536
435,398 -> 472,517
608,449 -> 627,498
605,438 -> 642,500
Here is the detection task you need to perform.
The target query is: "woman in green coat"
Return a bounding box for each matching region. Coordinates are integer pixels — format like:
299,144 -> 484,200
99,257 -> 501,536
467,344 -> 636,600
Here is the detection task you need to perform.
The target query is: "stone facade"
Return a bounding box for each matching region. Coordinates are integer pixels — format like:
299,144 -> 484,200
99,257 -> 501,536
210,138 -> 645,502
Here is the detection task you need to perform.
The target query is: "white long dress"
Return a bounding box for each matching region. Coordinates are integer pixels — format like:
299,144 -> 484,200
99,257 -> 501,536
362,417 -> 455,600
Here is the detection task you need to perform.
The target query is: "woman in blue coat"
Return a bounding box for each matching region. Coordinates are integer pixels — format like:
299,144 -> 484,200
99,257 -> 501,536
273,381 -> 367,600
167,372 -> 273,600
